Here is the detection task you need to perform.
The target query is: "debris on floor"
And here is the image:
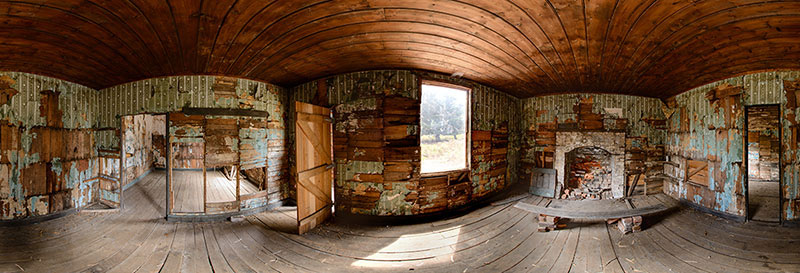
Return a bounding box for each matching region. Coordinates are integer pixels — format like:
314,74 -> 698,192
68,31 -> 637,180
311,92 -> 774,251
538,214 -> 565,232
617,216 -> 642,234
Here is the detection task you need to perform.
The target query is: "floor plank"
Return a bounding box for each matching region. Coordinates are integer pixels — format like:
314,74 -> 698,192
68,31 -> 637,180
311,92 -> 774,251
2,171 -> 799,273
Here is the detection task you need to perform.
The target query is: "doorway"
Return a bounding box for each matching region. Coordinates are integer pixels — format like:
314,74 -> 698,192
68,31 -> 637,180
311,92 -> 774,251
745,105 -> 781,222
120,113 -> 167,210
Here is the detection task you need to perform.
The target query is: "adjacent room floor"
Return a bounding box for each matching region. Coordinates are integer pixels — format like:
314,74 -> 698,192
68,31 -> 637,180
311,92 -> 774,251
1,170 -> 798,272
171,170 -> 260,213
749,180 -> 782,222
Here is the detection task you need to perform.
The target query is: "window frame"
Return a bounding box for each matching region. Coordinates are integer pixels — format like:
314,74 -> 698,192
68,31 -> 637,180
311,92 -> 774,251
419,80 -> 472,177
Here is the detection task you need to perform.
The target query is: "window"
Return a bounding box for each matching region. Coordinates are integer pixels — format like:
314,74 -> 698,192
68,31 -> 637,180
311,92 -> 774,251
420,82 -> 470,174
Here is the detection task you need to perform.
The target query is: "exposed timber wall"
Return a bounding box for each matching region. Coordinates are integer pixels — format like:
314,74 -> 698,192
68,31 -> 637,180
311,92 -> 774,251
121,114 -> 165,186
291,70 -> 522,216
0,72 -> 112,220
520,94 -> 668,197
665,71 -> 800,222
98,76 -> 293,204
2,73 -> 293,220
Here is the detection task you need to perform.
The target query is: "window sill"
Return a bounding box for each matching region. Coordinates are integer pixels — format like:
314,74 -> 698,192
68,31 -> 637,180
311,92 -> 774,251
421,168 -> 470,178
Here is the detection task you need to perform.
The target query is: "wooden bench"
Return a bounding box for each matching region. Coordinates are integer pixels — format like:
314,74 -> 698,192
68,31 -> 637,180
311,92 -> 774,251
514,199 -> 670,234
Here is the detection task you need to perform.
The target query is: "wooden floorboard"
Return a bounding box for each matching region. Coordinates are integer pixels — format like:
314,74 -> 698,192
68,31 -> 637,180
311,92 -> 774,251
1,171 -> 799,272
171,170 -> 260,212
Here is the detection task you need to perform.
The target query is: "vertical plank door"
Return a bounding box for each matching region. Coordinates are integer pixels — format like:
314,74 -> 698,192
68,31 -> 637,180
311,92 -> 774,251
294,101 -> 333,234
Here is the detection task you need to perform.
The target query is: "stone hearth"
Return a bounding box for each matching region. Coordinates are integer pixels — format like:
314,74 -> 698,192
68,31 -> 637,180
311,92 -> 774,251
555,131 -> 625,199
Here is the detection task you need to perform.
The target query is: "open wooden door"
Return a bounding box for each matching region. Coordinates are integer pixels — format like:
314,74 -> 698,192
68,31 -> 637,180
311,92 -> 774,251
294,101 -> 333,234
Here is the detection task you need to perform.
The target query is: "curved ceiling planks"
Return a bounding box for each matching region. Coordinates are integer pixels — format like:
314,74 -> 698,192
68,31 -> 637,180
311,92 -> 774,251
0,0 -> 798,98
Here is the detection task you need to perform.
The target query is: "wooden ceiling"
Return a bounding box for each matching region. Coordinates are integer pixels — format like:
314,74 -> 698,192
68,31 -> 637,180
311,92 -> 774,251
0,1 -> 798,98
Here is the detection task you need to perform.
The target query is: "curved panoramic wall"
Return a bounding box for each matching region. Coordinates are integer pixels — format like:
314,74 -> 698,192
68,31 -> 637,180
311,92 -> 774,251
664,71 -> 800,223
520,93 -> 668,199
291,70 -> 522,217
519,71 -> 800,223
97,75 -> 292,217
1,73 -> 292,221
0,72 -> 108,221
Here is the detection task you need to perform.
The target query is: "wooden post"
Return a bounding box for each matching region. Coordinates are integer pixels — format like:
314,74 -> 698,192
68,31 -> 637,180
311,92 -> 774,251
262,166 -> 267,192
627,173 -> 641,197
236,120 -> 241,212
120,117 -> 125,210
203,117 -> 207,214
165,114 -> 171,218
236,166 -> 241,212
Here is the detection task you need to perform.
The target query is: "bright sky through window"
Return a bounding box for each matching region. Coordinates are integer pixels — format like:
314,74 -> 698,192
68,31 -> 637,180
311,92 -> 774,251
420,83 -> 469,173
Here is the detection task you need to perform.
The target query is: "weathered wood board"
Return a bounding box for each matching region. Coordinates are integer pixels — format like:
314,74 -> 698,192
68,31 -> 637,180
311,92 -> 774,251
294,102 -> 333,234
530,168 -> 557,198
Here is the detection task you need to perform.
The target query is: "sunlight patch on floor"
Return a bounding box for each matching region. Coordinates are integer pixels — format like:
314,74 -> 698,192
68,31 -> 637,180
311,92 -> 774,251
350,225 -> 462,269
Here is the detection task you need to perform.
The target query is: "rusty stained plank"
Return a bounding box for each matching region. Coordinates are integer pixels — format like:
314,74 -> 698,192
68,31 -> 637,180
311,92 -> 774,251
204,117 -> 238,167
238,117 -> 270,170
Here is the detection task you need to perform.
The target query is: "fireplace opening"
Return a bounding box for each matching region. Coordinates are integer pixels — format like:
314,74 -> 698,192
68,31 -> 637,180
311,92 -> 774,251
563,147 -> 613,200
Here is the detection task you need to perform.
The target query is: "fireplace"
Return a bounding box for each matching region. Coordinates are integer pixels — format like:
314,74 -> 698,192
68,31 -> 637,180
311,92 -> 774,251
555,132 -> 625,199
564,147 -> 613,199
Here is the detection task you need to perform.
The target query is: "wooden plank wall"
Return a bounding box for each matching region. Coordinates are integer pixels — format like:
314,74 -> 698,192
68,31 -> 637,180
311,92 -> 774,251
781,78 -> 800,221
100,75 -> 291,203
121,114 -> 165,185
746,106 -> 780,182
168,112 -> 284,212
521,94 -> 667,192
0,72 -> 103,219
204,117 -> 239,167
471,125 -> 510,198
169,113 -> 205,169
292,70 -> 522,216
332,95 -> 389,214
656,70 -> 800,222
665,82 -> 748,217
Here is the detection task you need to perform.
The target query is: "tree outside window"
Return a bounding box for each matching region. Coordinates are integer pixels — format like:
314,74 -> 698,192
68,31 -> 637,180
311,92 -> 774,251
420,83 -> 469,173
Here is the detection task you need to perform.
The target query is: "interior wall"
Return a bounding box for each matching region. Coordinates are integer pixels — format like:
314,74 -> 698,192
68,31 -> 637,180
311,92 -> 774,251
664,71 -> 800,222
291,70 -> 522,216
97,75 -> 292,204
0,72 -> 105,220
122,114 -> 165,186
520,94 -> 668,196
2,73 -> 293,220
747,106 -> 780,182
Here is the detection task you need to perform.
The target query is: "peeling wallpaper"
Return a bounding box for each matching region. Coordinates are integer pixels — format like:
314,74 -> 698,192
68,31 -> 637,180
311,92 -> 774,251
96,75 -> 287,150
0,72 -> 96,129
519,93 -> 668,197
522,94 -> 666,144
101,75 -> 292,204
4,68 -> 799,223
0,72 -> 101,220
291,70 -> 522,216
666,70 -> 800,222
2,73 -> 292,220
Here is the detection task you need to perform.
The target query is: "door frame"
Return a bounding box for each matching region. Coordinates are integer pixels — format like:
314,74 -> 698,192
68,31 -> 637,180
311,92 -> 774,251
118,113 -> 168,214
743,104 -> 783,224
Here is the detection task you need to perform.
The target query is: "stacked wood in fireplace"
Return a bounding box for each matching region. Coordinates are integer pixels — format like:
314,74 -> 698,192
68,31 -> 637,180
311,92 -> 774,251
563,147 -> 613,200
561,188 -> 612,200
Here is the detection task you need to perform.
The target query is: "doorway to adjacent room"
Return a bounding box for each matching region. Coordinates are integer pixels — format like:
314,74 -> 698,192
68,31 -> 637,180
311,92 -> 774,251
745,105 -> 781,223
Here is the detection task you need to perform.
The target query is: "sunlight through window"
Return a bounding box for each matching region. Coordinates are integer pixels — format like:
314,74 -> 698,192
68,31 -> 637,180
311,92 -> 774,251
351,226 -> 462,268
420,83 -> 469,174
